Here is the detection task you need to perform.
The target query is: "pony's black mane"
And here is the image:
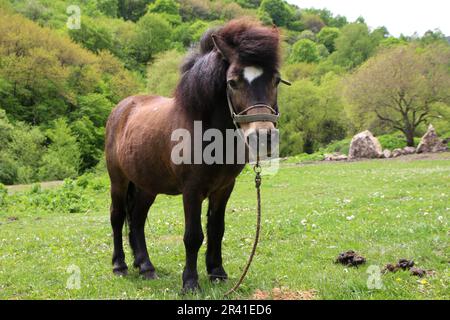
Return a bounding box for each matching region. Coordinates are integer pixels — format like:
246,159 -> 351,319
175,20 -> 280,113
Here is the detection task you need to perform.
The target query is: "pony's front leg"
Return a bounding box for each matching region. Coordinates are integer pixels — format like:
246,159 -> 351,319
206,182 -> 235,281
182,191 -> 205,292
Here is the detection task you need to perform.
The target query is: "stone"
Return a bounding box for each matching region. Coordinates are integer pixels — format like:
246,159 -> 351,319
392,148 -> 404,158
324,153 -> 348,161
348,130 -> 383,159
416,124 -> 448,153
382,149 -> 392,158
403,146 -> 416,155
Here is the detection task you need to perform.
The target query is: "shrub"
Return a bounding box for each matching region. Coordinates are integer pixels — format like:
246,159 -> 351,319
284,152 -> 325,164
378,134 -> 407,150
38,119 -> 81,181
0,183 -> 7,206
321,138 -> 351,155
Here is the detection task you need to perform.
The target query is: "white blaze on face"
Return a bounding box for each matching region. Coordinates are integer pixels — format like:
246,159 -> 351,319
243,66 -> 263,84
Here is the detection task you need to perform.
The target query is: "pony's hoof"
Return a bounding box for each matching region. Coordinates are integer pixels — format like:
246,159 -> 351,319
208,267 -> 228,282
113,263 -> 128,277
182,280 -> 200,294
141,270 -> 158,280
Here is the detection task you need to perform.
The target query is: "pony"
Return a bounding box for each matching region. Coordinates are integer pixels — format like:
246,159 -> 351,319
105,19 -> 284,292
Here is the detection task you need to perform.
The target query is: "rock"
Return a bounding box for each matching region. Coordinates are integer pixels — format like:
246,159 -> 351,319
324,153 -> 348,161
382,149 -> 392,158
392,148 -> 404,158
416,124 -> 448,153
348,130 -> 383,159
403,146 -> 416,155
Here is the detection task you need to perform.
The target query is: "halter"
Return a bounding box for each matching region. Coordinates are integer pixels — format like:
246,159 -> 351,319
226,80 -> 290,128
226,88 -> 279,128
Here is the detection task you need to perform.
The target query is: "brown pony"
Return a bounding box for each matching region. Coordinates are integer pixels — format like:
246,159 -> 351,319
105,20 -> 283,292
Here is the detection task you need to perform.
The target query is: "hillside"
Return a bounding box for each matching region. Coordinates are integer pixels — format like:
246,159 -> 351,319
0,0 -> 449,185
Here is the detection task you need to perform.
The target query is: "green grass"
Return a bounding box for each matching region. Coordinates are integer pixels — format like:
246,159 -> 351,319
0,155 -> 449,300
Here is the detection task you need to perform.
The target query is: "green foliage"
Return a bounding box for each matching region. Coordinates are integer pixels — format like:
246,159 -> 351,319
131,13 -> 172,65
236,0 -> 262,9
148,0 -> 179,15
330,23 -> 378,69
259,0 -> 293,27
278,75 -> 348,155
76,94 -> 113,127
68,17 -> 114,54
317,27 -> 340,53
38,119 -> 81,181
301,13 -> 325,33
289,39 -> 320,63
377,133 -> 408,150
0,182 -> 6,206
147,49 -> 184,96
94,0 -> 119,17
321,138 -> 351,155
302,8 -> 348,28
0,110 -> 46,184
70,116 -> 105,172
118,0 -> 152,21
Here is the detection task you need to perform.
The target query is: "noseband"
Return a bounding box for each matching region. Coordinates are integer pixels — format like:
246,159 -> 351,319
226,88 -> 280,127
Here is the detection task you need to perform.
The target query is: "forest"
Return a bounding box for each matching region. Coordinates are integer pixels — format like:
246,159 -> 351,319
0,0 -> 449,184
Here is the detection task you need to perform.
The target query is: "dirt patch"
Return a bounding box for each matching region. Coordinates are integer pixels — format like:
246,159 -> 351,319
6,180 -> 63,194
252,288 -> 316,300
335,250 -> 366,267
387,152 -> 450,162
7,217 -> 19,222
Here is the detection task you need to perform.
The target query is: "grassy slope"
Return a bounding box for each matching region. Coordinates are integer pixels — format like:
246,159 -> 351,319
0,155 -> 449,300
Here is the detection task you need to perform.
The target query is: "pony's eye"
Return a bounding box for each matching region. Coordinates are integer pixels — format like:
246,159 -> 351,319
228,79 -> 238,89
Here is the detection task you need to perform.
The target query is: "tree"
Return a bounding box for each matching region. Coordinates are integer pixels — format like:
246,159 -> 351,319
259,0 -> 293,27
118,0 -> 152,21
70,116 -> 105,171
39,118 -> 81,181
131,13 -> 172,65
278,76 -> 348,155
68,17 -> 114,54
147,49 -> 184,97
302,8 -> 347,28
317,27 -> 340,53
93,0 -> 120,17
346,44 -> 450,146
331,23 -> 377,69
301,13 -> 325,33
148,0 -> 180,15
289,39 -> 320,64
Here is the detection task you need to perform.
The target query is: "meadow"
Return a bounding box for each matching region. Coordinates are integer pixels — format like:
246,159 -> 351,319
0,154 -> 449,300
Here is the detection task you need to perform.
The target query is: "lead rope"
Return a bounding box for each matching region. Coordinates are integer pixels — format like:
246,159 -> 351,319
224,161 -> 262,297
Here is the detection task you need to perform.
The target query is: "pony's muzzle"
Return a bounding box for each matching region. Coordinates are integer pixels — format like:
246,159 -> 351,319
245,124 -> 279,160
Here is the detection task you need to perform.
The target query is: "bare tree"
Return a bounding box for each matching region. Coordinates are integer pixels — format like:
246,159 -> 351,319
346,43 -> 450,146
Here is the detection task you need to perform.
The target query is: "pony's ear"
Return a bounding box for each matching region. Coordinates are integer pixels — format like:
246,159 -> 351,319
211,34 -> 235,62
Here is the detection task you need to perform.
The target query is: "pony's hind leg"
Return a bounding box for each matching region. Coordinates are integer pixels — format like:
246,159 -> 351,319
127,185 -> 157,279
110,182 -> 129,276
